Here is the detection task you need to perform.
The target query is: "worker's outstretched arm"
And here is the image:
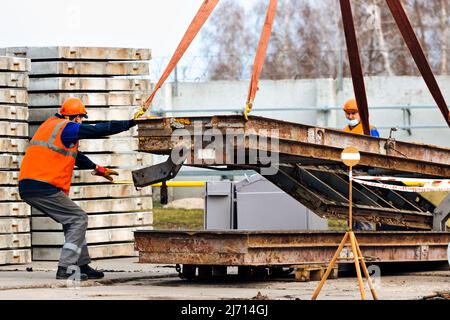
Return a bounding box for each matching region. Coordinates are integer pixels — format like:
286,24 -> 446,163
60,119 -> 136,146
77,120 -> 137,139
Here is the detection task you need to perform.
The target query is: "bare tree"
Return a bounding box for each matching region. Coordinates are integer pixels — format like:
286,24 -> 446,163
200,0 -> 249,80
200,0 -> 448,80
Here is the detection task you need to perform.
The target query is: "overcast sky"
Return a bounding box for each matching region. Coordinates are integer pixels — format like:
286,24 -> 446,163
0,0 -> 247,58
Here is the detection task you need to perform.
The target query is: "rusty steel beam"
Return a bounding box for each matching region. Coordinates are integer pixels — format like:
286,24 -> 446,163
339,0 -> 371,135
386,0 -> 450,127
135,230 -> 450,266
136,115 -> 450,177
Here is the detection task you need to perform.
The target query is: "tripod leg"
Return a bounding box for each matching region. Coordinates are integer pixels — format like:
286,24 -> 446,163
354,236 -> 379,300
311,232 -> 349,300
349,232 -> 366,300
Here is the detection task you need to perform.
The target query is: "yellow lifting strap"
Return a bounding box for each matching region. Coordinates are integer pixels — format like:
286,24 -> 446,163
134,0 -> 220,119
244,0 -> 278,121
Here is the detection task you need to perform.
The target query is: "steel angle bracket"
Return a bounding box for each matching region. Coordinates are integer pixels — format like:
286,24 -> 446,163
132,154 -> 186,188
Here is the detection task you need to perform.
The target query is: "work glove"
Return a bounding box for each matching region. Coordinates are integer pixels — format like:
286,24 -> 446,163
133,106 -> 147,119
91,165 -> 119,182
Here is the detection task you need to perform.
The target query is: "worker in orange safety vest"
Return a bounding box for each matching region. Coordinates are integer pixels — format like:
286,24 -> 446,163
343,98 -> 380,137
19,97 -> 137,281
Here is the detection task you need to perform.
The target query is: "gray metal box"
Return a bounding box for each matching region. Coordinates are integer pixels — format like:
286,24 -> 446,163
205,175 -> 328,231
234,175 -> 328,230
204,181 -> 233,229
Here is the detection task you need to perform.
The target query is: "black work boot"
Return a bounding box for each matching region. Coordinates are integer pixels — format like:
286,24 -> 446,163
79,264 -> 105,279
56,266 -> 88,281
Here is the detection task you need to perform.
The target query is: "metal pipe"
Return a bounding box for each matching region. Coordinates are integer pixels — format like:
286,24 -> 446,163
153,105 -> 450,114
113,180 -> 205,187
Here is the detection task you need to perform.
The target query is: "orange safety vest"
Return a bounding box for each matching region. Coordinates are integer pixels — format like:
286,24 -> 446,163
19,116 -> 78,194
343,123 -> 376,135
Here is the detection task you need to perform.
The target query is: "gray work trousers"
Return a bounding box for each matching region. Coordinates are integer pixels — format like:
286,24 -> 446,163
22,191 -> 91,268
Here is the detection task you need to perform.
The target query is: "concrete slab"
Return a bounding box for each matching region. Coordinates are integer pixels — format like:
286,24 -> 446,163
29,107 -> 136,123
32,227 -> 145,246
29,77 -> 151,92
0,233 -> 31,249
0,89 -> 28,105
0,154 -> 22,169
1,47 -> 151,61
30,62 -> 149,76
72,168 -> 133,184
29,92 -> 145,107
0,187 -> 20,201
83,153 -> 152,168
0,105 -> 28,121
0,138 -> 27,153
0,56 -> 31,72
78,138 -> 139,153
0,249 -> 31,265
0,217 -> 30,233
32,197 -> 153,215
0,202 -> 30,218
0,121 -> 28,137
32,212 -> 153,231
0,171 -> 19,186
32,243 -> 139,260
69,184 -> 151,200
0,73 -> 29,88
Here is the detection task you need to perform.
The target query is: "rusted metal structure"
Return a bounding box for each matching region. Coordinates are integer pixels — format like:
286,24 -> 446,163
134,115 -> 450,230
131,0 -> 450,276
132,115 -> 450,277
135,230 -> 450,266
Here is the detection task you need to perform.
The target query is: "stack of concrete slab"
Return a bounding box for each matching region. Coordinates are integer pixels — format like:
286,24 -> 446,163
1,47 -> 154,261
0,55 -> 32,265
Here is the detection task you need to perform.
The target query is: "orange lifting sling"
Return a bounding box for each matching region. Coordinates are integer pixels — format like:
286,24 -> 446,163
140,0 -> 219,114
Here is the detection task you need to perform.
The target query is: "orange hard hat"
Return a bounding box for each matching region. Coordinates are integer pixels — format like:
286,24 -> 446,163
59,97 -> 88,118
343,99 -> 359,112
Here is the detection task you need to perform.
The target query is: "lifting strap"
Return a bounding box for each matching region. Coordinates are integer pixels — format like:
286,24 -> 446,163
244,0 -> 278,121
340,0 -> 371,135
386,0 -> 450,128
141,0 -> 219,114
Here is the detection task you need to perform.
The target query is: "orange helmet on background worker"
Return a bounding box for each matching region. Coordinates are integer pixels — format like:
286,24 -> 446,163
343,98 -> 359,113
59,97 -> 88,119
342,98 -> 380,137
